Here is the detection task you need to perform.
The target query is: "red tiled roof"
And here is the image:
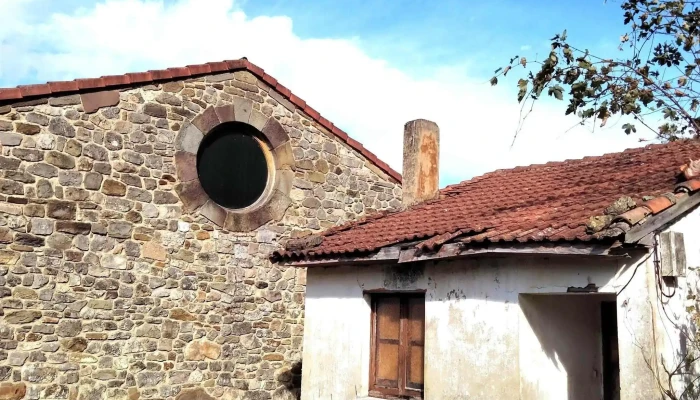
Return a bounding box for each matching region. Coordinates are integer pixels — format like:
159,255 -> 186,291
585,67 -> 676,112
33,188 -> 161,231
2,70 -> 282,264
0,58 -> 400,183
275,140 -> 700,261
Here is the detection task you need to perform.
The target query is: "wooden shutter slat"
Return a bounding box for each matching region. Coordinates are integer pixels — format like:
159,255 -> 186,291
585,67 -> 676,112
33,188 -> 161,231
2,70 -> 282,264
408,297 -> 425,344
377,297 -> 400,340
408,345 -> 424,387
374,297 -> 401,389
370,294 -> 425,398
406,296 -> 425,390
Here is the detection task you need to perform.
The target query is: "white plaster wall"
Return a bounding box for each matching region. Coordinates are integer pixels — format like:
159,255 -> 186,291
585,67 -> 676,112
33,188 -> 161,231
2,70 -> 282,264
519,294 -> 612,400
651,206 -> 700,398
301,257 -> 640,400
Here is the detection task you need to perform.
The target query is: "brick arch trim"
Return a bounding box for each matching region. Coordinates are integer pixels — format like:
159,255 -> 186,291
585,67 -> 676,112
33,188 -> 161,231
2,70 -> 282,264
173,100 -> 294,232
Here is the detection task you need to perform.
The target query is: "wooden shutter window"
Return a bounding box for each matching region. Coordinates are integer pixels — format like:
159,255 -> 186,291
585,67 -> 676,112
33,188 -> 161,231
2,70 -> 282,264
370,294 -> 425,399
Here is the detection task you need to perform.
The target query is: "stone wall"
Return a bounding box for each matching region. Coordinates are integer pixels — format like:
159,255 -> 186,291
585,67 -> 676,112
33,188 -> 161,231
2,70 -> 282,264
0,71 -> 401,400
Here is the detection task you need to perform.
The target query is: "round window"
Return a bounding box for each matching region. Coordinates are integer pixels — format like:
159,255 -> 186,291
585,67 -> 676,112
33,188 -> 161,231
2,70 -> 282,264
196,122 -> 270,210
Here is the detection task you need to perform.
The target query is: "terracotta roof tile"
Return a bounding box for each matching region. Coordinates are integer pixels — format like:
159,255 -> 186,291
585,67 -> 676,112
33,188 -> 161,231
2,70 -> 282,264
101,75 -> 131,86
75,77 -> 105,89
640,194 -> 675,214
47,81 -> 80,92
677,179 -> 700,192
207,61 -> 229,72
275,140 -> 700,261
167,67 -> 192,78
0,58 -> 400,183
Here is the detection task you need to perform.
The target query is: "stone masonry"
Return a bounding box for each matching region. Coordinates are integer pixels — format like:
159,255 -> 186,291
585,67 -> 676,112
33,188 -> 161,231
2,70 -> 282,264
0,68 -> 401,400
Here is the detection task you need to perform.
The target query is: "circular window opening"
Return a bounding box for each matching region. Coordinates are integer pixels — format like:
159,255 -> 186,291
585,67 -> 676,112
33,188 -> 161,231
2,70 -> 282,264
197,122 -> 270,209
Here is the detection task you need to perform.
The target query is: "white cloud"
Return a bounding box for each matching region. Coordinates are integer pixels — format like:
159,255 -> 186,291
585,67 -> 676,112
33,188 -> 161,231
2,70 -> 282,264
0,0 -> 651,185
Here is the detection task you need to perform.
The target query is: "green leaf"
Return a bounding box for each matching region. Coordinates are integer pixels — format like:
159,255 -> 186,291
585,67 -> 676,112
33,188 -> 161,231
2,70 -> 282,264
548,85 -> 564,100
517,79 -> 528,102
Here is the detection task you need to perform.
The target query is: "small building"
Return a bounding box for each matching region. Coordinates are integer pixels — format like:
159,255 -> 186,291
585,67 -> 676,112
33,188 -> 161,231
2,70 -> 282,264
275,120 -> 700,400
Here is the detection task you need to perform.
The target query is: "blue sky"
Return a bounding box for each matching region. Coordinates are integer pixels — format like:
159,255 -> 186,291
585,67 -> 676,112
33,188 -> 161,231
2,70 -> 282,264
0,0 -> 647,185
246,0 -> 624,76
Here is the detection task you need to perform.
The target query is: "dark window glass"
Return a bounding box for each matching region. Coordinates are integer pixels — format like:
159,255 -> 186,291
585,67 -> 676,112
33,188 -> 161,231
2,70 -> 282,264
197,122 -> 269,209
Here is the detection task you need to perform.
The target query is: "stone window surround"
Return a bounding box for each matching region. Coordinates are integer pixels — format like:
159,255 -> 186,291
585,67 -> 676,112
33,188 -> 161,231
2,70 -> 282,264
174,97 -> 294,232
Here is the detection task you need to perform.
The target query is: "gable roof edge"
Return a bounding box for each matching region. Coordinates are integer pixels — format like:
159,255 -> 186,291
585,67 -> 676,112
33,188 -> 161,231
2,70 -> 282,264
0,58 -> 401,183
623,191 -> 700,243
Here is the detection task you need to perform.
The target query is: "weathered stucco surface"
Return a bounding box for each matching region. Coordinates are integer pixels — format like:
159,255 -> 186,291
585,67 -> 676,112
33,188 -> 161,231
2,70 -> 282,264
302,257 -> 635,400
0,71 -> 401,400
302,203 -> 700,400
519,294 -> 613,400
649,205 -> 700,398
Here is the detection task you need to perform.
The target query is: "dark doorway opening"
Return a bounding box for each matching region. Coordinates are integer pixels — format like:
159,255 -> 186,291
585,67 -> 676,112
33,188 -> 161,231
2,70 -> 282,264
602,301 -> 620,400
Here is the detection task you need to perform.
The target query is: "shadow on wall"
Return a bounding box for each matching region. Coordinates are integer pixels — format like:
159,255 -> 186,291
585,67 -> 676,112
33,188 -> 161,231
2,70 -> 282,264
520,293 -> 615,400
275,360 -> 302,400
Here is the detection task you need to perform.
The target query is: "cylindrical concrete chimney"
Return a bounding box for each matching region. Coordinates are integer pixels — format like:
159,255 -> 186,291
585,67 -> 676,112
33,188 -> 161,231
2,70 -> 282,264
402,119 -> 439,207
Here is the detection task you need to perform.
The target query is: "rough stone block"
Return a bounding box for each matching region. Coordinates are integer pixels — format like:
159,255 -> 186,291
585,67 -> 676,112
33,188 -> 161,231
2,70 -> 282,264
48,117 -> 75,137
175,388 -> 214,400
262,118 -> 289,149
0,156 -> 20,171
232,97 -> 253,123
46,151 -> 75,169
248,110 -> 267,131
83,172 -> 103,190
56,221 -> 92,235
101,254 -> 127,270
214,104 -> 235,124
162,81 -> 184,93
0,383 -> 26,400
80,91 -> 120,113
275,170 -> 295,196
184,340 -> 221,361
156,92 -> 182,106
14,122 -> 41,135
48,94 -> 81,106
4,310 -> 41,324
29,219 -> 53,235
192,106 -> 220,135
0,132 -> 22,146
175,180 -> 208,212
102,179 -> 127,197
64,139 -> 82,156
0,179 -> 23,195
174,151 -> 198,182
273,142 -> 295,169
143,103 -> 167,118
27,164 -> 58,180
142,241 -> 166,261
198,201 -> 227,227
83,143 -> 108,161
153,190 -> 178,204
107,221 -> 133,239
175,122 -> 203,154
46,200 -> 77,220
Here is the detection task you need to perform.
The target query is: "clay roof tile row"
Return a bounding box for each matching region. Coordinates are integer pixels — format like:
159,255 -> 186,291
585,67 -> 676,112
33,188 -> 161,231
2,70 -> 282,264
274,140 -> 700,262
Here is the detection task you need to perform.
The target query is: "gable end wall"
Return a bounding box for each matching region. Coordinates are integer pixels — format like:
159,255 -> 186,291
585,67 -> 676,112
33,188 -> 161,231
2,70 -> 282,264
0,71 -> 401,400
